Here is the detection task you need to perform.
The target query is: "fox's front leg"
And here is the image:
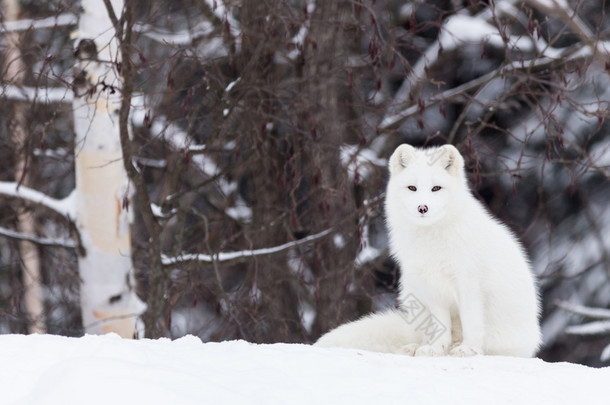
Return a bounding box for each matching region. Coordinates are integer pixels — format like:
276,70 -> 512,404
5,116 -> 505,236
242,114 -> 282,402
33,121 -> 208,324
414,303 -> 451,356
451,280 -> 484,356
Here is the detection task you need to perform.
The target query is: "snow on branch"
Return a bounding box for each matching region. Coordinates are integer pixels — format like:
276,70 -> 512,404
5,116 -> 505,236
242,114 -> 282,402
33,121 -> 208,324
525,0 -> 592,38
381,2 -> 518,129
565,321 -> 610,336
131,0 -> 240,54
0,182 -> 76,221
381,55 -> 555,130
151,203 -> 176,219
162,228 -> 332,266
379,0 -> 589,131
282,0 -> 315,62
559,300 -> 610,361
0,226 -> 76,249
134,21 -> 214,46
603,344 -> 610,363
557,300 -> 610,319
525,0 -> 609,64
0,12 -> 77,32
2,84 -> 74,104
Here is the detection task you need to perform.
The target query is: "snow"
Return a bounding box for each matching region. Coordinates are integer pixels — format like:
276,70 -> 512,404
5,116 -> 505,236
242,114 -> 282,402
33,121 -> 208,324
559,302 -> 610,358
202,0 -> 240,43
3,84 -> 73,104
150,116 -> 239,196
135,20 -> 214,45
150,202 -> 176,219
340,145 -> 386,183
566,321 -> 610,336
2,333 -> 608,404
557,301 -> 610,319
0,12 -> 77,32
379,0 -> 578,131
225,77 -> 240,92
283,0 -> 315,61
0,181 -> 76,220
590,140 -> 610,168
526,0 -> 570,13
224,199 -> 252,221
439,14 -> 533,53
603,345 -> 610,363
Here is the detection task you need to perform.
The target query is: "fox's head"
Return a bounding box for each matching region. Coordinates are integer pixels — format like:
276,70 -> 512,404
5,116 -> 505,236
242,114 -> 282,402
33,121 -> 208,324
386,144 -> 467,226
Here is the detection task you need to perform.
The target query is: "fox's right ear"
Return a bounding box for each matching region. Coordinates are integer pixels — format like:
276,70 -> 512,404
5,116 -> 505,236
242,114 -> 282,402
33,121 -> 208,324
389,144 -> 416,175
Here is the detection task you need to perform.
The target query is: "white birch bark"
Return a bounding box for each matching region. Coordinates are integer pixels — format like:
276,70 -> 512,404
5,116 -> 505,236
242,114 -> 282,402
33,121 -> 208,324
73,0 -> 145,337
3,0 -> 46,334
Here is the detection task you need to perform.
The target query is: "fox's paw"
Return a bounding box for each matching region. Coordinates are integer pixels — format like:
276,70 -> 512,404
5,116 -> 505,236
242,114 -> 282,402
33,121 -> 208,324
414,344 -> 444,357
398,343 -> 420,356
449,344 -> 483,357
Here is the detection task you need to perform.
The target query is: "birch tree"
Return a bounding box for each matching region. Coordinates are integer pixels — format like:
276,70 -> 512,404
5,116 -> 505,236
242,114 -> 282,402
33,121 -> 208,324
72,0 -> 145,337
0,0 -> 144,337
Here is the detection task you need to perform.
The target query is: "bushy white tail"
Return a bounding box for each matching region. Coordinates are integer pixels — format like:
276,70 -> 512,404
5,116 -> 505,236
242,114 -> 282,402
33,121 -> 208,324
315,310 -> 420,354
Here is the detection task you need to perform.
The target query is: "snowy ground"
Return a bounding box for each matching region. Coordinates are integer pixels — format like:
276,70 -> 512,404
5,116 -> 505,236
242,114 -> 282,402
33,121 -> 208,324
1,334 -> 608,404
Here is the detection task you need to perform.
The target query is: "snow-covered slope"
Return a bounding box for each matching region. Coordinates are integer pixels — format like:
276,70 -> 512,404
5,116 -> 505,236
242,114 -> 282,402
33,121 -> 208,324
1,334 -> 607,404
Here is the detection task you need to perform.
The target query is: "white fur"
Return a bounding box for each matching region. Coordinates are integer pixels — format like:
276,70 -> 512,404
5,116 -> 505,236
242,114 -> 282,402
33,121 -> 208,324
315,144 -> 541,357
315,310 -> 420,353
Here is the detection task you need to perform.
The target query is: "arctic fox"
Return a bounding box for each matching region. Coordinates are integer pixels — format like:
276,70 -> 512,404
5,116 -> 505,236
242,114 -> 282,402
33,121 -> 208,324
316,144 -> 541,357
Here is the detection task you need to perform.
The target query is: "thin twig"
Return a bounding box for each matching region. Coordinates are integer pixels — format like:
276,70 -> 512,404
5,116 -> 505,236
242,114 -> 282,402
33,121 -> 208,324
0,226 -> 77,249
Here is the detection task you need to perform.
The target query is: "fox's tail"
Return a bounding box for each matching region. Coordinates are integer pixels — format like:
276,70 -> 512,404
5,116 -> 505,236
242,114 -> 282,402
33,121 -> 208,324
314,310 -> 420,353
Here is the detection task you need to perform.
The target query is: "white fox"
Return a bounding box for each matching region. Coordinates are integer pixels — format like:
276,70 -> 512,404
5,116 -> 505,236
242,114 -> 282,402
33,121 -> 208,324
316,144 -> 541,357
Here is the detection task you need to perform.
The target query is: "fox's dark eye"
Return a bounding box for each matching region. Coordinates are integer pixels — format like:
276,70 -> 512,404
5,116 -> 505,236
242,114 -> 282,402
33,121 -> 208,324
431,186 -> 441,192
407,186 -> 417,191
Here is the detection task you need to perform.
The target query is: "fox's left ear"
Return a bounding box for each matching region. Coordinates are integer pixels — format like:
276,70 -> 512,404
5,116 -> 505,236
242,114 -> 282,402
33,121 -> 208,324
440,145 -> 464,177
389,144 -> 416,175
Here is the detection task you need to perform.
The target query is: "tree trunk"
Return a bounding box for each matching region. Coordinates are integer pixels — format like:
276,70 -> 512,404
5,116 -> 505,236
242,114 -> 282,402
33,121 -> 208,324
302,0 -> 361,336
3,0 -> 46,334
237,1 -> 308,343
72,0 -> 145,337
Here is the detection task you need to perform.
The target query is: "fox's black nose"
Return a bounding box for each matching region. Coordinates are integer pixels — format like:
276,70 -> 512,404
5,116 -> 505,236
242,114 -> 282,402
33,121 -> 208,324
418,205 -> 428,214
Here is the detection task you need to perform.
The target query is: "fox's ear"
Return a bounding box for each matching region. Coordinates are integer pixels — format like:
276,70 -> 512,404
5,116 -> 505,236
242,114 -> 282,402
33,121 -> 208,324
389,144 -> 416,175
440,145 -> 464,177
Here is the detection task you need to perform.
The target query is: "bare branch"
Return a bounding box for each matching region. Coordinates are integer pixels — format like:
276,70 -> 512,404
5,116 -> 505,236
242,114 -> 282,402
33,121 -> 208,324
380,53 -> 571,131
525,0 -> 609,66
380,1 -> 521,129
162,228 -> 332,266
103,0 -> 165,338
102,0 -> 120,30
0,226 -> 77,249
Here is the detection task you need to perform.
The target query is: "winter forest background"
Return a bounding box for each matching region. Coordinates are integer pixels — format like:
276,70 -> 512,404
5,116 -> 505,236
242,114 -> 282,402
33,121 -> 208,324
0,0 -> 609,367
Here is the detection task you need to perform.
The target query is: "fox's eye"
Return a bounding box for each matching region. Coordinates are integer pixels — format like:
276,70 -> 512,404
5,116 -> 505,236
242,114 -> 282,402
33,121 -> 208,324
407,186 -> 417,191
431,186 -> 441,192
